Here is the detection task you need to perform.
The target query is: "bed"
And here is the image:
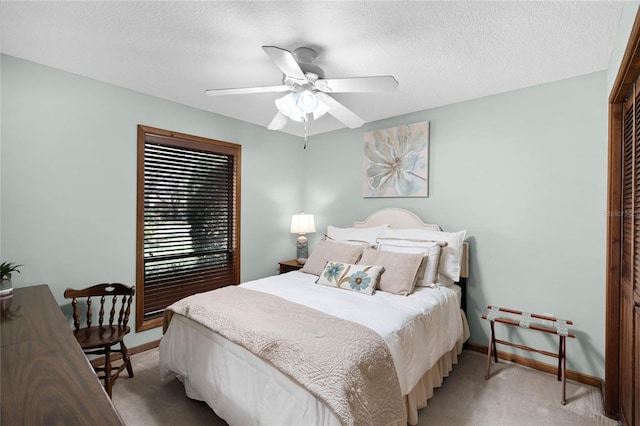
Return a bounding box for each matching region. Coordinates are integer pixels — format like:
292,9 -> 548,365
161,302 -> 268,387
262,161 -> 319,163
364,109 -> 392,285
159,208 -> 470,425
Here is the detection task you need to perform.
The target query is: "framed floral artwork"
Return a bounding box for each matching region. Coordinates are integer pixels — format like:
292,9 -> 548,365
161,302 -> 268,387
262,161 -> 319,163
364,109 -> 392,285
362,121 -> 429,197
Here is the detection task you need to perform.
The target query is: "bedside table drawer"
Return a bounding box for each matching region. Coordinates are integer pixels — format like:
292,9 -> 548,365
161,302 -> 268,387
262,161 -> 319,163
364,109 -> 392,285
278,259 -> 303,274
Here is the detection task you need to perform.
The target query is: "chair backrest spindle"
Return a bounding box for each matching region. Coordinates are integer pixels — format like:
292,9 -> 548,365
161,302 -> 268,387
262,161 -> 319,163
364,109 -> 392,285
86,297 -> 93,328
109,295 -> 117,325
117,296 -> 125,326
99,295 -> 107,327
123,294 -> 132,326
71,298 -> 80,331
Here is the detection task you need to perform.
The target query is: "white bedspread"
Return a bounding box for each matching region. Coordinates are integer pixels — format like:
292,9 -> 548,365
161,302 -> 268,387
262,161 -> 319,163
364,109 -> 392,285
160,271 -> 463,425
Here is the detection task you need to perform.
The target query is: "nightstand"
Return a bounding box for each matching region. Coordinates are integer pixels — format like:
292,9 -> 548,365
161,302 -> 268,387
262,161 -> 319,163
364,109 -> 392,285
279,259 -> 303,274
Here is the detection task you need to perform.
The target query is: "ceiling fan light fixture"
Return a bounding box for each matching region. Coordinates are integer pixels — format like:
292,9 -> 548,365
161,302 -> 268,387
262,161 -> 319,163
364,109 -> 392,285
312,99 -> 330,120
275,93 -> 306,122
296,90 -> 319,113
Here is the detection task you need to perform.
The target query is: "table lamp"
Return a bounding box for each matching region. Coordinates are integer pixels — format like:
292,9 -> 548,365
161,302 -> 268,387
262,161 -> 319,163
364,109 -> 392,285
290,213 -> 316,264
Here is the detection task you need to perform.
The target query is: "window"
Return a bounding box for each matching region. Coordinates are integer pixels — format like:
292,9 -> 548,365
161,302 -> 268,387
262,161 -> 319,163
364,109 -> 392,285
136,125 -> 241,331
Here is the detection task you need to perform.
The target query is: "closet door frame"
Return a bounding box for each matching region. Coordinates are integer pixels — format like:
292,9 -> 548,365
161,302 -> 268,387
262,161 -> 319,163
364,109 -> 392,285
607,7 -> 640,419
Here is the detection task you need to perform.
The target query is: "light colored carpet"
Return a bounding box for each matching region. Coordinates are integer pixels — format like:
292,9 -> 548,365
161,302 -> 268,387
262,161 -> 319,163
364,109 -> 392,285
111,348 -> 618,426
417,351 -> 617,426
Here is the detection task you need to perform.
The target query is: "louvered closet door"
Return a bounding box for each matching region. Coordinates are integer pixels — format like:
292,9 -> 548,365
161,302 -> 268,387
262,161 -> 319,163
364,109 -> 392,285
620,85 -> 639,426
635,302 -> 640,424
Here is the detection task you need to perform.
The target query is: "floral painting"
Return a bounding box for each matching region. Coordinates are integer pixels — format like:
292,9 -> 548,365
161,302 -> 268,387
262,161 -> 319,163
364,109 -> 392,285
362,121 -> 429,197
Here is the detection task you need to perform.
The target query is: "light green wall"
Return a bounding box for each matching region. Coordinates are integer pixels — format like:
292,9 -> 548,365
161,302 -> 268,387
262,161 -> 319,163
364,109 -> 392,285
0,54 -> 305,345
304,71 -> 608,378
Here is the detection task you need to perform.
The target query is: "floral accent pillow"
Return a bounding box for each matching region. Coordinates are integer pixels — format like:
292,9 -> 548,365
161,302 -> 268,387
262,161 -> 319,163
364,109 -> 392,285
316,261 -> 384,296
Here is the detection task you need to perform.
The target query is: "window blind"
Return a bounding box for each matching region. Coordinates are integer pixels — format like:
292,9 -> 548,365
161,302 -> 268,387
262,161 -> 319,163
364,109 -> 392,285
137,127 -> 240,329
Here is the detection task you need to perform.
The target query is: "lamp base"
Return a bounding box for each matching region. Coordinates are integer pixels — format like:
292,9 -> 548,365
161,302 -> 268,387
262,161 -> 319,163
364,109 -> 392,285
296,234 -> 308,264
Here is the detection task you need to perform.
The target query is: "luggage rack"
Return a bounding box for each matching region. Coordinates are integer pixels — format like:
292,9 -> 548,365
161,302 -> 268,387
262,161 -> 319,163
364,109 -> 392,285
481,305 -> 576,405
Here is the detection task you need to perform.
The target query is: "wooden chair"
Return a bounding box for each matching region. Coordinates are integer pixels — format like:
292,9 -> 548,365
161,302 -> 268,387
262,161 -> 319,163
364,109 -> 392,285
64,283 -> 135,398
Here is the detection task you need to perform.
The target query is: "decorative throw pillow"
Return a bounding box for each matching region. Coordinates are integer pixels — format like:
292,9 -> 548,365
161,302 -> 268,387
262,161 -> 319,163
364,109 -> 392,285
377,239 -> 443,286
358,247 -> 424,296
316,261 -> 384,296
301,239 -> 366,276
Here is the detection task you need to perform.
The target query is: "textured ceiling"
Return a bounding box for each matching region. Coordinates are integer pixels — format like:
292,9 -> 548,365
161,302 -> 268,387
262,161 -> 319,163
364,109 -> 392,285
0,1 -> 623,137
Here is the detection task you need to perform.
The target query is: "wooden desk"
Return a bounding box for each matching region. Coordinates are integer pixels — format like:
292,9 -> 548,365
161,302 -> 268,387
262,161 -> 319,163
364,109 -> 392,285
1,285 -> 124,425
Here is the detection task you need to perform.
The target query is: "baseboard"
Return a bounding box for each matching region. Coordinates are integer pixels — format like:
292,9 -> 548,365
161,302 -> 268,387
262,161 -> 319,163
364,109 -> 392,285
466,342 -> 603,389
89,339 -> 161,368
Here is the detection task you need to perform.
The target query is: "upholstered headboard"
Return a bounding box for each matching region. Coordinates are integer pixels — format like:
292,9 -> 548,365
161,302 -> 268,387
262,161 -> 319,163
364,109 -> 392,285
353,208 -> 441,231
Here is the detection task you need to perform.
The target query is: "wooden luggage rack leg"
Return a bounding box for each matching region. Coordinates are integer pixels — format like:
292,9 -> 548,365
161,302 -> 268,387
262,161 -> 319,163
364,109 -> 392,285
485,320 -> 497,380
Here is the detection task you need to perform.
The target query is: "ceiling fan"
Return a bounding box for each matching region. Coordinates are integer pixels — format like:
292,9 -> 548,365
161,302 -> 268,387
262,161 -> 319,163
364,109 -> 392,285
204,46 -> 399,131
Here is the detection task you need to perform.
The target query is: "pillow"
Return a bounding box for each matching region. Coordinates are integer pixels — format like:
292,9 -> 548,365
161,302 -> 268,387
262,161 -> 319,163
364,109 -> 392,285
326,224 -> 389,246
324,235 -> 372,247
300,239 -> 366,276
316,261 -> 384,295
358,247 -> 424,296
381,228 -> 466,282
377,239 -> 443,286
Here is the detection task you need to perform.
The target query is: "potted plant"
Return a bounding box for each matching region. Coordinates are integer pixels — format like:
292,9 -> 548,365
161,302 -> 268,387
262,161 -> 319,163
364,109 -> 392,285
1,262 -> 22,294
1,261 -> 22,280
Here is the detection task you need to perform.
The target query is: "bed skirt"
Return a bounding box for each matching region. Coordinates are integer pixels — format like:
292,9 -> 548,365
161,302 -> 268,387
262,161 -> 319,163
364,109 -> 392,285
405,310 -> 470,425
161,308 -> 470,425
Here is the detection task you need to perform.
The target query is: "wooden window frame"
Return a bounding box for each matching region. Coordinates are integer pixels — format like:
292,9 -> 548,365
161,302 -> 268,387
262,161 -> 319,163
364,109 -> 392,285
135,125 -> 241,331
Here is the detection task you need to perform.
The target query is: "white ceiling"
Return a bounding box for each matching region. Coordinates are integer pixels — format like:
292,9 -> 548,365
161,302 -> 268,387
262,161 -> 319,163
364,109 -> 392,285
0,1 -> 623,138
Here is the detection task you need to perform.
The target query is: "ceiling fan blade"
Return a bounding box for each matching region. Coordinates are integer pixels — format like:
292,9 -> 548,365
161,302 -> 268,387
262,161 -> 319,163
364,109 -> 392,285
204,85 -> 289,96
315,76 -> 399,93
268,111 -> 288,130
262,46 -> 307,82
315,92 -> 365,129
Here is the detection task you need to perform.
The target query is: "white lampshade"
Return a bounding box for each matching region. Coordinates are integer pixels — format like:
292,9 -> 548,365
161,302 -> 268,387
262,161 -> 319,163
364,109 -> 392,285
290,213 -> 316,234
275,93 -> 306,122
296,90 -> 319,113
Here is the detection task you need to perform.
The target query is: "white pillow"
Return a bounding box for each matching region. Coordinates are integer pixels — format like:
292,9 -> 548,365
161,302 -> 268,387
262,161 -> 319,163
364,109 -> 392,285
316,261 -> 384,296
377,239 -> 442,286
326,224 -> 389,246
324,236 -> 372,247
381,228 -> 466,282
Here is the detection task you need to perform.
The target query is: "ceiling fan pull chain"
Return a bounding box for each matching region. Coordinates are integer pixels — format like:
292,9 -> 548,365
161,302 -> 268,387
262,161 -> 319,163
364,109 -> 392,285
304,117 -> 308,149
